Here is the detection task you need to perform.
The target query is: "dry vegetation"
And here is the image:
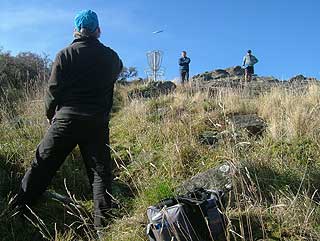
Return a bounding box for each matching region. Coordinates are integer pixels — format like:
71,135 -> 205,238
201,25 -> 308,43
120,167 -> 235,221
1,81 -> 320,241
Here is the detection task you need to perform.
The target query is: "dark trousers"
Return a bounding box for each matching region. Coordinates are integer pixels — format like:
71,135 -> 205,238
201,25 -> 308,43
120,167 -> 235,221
180,70 -> 189,84
245,66 -> 254,75
17,116 -> 112,227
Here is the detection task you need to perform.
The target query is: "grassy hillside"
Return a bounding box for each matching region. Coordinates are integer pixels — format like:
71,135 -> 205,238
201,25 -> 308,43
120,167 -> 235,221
1,82 -> 320,240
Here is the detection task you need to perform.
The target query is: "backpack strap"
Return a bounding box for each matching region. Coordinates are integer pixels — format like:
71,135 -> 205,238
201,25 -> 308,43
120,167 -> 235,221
146,223 -> 157,241
155,198 -> 177,209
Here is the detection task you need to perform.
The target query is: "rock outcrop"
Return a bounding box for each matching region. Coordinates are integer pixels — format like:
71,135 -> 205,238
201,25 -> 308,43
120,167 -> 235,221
192,66 -> 279,84
227,114 -> 267,137
177,164 -> 233,193
288,75 -> 317,83
225,66 -> 245,76
190,66 -> 319,96
192,66 -> 245,82
129,81 -> 176,98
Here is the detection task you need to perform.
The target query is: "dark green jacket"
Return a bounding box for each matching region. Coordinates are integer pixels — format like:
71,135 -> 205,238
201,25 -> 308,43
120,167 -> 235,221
45,36 -> 123,120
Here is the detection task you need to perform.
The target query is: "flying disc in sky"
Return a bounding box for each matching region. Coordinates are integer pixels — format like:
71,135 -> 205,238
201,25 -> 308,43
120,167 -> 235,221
152,30 -> 164,34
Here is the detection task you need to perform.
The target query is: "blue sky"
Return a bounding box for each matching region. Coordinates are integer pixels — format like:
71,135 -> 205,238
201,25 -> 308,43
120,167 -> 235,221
0,0 -> 319,80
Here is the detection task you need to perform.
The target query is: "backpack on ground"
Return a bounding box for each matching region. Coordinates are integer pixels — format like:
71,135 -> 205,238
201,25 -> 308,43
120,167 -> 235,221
146,188 -> 227,241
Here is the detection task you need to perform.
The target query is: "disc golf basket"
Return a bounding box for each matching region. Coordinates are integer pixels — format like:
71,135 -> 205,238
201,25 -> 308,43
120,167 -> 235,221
145,50 -> 165,82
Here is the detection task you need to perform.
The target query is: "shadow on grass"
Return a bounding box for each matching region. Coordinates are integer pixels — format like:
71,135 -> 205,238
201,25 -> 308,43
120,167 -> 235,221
242,160 -> 320,203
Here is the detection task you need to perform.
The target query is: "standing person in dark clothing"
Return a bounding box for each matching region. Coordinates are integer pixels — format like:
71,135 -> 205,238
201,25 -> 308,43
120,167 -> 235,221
242,50 -> 258,83
5,9 -> 123,231
179,51 -> 191,84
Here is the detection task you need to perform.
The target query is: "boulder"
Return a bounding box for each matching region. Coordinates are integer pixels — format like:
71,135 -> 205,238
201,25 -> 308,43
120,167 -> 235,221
155,81 -> 176,92
192,72 -> 213,81
288,75 -> 317,84
202,73 -> 214,81
289,75 -> 306,83
255,76 -> 279,83
226,66 -> 245,76
212,69 -> 229,79
128,81 -> 176,98
227,114 -> 267,136
177,164 -> 233,193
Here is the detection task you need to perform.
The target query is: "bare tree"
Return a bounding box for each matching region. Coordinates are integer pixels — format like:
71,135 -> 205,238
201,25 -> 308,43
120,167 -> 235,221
118,66 -> 138,81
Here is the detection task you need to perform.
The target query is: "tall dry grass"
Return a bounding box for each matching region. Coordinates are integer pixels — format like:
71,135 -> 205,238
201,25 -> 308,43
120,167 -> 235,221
1,81 -> 320,240
106,83 -> 320,240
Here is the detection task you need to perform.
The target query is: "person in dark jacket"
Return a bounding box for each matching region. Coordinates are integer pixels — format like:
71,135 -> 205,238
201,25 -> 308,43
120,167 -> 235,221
179,51 -> 191,84
9,10 -> 123,230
